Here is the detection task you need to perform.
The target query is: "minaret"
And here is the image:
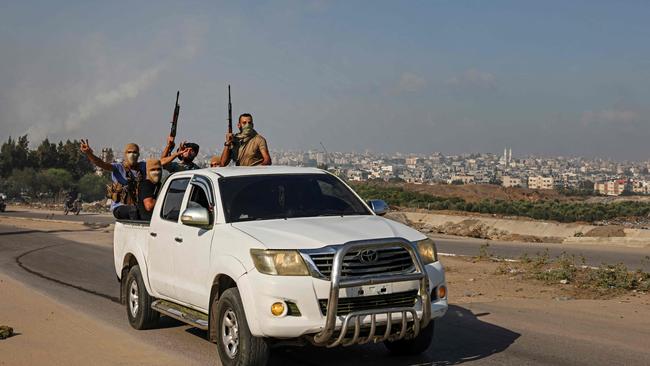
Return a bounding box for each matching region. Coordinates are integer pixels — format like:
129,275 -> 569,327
508,148 -> 512,163
503,147 -> 507,163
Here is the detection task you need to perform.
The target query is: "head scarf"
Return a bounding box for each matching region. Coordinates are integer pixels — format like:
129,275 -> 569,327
210,155 -> 221,167
123,143 -> 140,167
146,159 -> 162,183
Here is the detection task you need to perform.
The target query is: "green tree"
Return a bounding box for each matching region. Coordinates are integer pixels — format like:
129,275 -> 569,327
57,140 -> 94,179
39,168 -> 74,196
34,138 -> 60,170
6,168 -> 38,197
78,173 -> 110,201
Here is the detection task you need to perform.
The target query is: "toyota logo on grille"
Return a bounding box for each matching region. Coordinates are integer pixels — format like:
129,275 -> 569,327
359,249 -> 379,264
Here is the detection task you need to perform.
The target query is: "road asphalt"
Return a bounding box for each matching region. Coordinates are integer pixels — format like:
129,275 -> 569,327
3,208 -> 648,270
1,211 -> 649,365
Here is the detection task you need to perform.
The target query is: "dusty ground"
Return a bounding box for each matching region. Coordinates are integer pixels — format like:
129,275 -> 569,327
388,211 -> 650,247
442,255 -> 650,306
0,274 -> 186,366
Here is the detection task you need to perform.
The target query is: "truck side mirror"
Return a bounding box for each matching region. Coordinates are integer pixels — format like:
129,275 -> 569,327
181,206 -> 211,227
367,199 -> 389,216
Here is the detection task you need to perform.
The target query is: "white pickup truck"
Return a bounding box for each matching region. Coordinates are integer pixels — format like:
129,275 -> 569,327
113,166 -> 447,366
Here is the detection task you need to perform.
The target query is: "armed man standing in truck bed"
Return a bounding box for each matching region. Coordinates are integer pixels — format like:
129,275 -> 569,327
220,113 -> 272,166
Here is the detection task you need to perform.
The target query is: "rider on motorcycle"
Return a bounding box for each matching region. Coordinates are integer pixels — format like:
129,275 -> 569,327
64,190 -> 78,209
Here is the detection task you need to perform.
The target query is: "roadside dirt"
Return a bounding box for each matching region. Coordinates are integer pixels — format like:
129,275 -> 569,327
442,256 -> 650,305
0,274 -> 185,366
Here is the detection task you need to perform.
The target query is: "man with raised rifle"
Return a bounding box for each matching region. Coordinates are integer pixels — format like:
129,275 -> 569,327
219,86 -> 271,166
159,91 -> 201,173
220,113 -> 271,166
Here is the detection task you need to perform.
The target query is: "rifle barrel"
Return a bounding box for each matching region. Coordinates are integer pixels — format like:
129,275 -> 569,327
227,85 -> 232,134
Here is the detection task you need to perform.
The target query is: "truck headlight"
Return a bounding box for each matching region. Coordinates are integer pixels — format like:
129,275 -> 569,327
415,238 -> 438,264
250,249 -> 310,276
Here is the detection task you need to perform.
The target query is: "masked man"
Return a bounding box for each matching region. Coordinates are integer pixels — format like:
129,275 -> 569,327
80,139 -> 145,219
220,113 -> 272,166
137,159 -> 162,221
160,135 -> 201,173
210,155 -> 221,168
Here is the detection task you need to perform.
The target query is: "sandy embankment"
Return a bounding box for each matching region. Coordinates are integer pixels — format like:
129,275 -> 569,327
0,275 -> 186,366
389,211 -> 650,248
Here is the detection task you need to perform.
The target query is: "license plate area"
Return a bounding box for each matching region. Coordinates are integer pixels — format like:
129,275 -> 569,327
339,281 -> 419,298
341,284 -> 393,298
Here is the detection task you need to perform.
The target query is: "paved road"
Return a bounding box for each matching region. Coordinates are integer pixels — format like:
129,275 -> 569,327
1,223 -> 649,365
3,208 -> 649,271
433,236 -> 650,271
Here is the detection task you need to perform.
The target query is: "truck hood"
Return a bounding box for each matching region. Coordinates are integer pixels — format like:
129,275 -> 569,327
231,215 -> 425,250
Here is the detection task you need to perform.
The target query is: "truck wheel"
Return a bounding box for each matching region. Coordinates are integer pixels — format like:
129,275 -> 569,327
384,320 -> 434,355
215,288 -> 269,366
125,265 -> 159,330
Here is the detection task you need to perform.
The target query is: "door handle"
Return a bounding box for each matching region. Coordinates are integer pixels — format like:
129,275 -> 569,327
174,237 -> 183,243
149,232 -> 157,237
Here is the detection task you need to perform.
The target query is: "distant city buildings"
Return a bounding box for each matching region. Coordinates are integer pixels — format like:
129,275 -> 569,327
528,176 -> 555,190
101,144 -> 650,196
594,180 -> 628,196
502,176 -> 522,188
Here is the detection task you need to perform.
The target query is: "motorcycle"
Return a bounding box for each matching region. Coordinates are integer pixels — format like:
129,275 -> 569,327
63,198 -> 82,215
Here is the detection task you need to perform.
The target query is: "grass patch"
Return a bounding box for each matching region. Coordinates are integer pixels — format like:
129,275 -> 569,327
494,251 -> 650,296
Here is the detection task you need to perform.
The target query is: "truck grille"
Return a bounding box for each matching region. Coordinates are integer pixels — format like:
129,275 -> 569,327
318,290 -> 419,316
307,246 -> 415,279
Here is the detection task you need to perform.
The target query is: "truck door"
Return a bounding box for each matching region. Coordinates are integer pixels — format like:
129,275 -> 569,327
173,175 -> 216,309
148,177 -> 191,298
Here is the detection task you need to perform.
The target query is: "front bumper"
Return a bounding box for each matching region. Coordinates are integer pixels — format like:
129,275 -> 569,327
237,239 -> 448,344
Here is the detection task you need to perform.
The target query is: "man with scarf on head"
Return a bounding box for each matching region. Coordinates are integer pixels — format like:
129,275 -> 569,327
137,159 -> 163,221
160,135 -> 201,173
220,113 -> 272,167
209,155 -> 221,168
80,139 -> 146,220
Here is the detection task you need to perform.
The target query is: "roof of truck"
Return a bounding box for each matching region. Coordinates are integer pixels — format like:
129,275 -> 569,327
207,165 -> 327,178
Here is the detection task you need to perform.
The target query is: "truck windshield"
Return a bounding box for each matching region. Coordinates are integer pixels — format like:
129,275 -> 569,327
219,174 -> 372,223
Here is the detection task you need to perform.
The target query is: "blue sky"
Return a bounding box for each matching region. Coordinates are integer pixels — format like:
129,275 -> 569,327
1,1 -> 649,159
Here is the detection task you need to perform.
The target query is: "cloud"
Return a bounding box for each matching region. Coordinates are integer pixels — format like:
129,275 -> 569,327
394,72 -> 427,93
581,108 -> 640,126
446,68 -> 496,90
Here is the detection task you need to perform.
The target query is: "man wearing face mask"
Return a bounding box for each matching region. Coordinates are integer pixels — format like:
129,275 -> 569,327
160,135 -> 201,173
220,113 -> 272,167
209,155 -> 221,168
80,139 -> 146,219
137,159 -> 163,221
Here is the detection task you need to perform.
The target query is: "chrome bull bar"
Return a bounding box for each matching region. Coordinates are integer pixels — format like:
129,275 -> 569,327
312,238 -> 431,347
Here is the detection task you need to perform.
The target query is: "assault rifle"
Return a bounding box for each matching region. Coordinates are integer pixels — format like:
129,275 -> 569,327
167,91 -> 180,156
227,85 -> 232,134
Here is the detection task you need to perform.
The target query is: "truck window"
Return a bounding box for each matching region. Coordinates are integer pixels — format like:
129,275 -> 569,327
219,174 -> 371,223
161,178 -> 190,222
185,185 -> 213,225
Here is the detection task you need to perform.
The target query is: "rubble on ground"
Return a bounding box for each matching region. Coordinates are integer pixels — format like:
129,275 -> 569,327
0,325 -> 14,339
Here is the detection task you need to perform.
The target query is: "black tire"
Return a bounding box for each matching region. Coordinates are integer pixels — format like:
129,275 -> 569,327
125,265 -> 159,330
384,320 -> 435,355
215,288 -> 269,366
